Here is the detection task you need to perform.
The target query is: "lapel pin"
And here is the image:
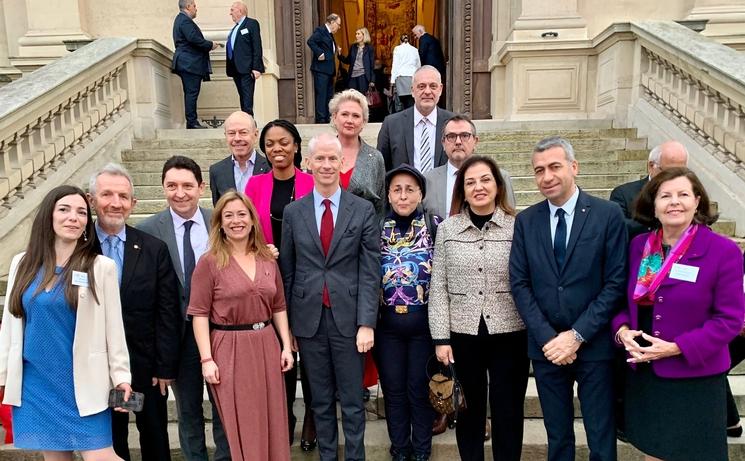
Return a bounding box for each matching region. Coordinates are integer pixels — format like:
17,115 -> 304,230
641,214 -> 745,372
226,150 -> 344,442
581,208 -> 586,213
134,244 -> 140,250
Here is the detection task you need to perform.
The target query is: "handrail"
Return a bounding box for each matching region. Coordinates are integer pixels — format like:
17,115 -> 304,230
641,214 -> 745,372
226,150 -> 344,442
0,37 -> 137,214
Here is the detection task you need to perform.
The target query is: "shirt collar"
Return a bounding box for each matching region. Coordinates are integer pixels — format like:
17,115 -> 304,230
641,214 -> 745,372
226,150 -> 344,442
313,186 -> 342,209
547,186 -> 580,218
447,161 -> 459,177
95,221 -> 127,243
169,207 -> 205,229
234,15 -> 246,26
413,106 -> 437,127
232,151 -> 256,169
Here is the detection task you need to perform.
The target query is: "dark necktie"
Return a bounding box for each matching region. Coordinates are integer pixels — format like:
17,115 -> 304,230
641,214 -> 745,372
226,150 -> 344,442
226,24 -> 237,60
553,208 -> 567,269
320,199 -> 334,307
183,220 -> 196,303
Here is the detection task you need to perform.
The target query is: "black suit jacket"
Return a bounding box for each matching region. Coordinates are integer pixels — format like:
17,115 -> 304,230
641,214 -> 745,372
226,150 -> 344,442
609,177 -> 651,239
509,190 -> 628,361
94,226 -> 181,388
307,25 -> 337,76
417,33 -> 446,77
171,11 -> 213,79
339,44 -> 374,86
377,106 -> 454,171
208,152 -> 271,205
226,16 -> 265,77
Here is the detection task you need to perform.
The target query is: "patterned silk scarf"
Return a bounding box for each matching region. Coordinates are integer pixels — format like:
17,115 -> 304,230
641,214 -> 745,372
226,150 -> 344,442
633,224 -> 699,303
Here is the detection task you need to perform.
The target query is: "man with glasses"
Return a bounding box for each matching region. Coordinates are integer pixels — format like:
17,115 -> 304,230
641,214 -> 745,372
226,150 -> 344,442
423,114 -> 515,217
377,65 -> 454,172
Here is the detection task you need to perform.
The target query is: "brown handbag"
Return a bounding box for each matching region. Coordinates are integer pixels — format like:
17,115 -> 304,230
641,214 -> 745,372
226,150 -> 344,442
428,360 -> 467,423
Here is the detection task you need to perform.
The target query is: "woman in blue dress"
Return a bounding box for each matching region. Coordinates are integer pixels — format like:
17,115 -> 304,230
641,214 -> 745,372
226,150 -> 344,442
0,185 -> 132,460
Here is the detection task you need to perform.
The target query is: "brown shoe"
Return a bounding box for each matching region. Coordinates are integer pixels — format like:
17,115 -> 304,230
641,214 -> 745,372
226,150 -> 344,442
484,420 -> 491,441
432,413 -> 448,436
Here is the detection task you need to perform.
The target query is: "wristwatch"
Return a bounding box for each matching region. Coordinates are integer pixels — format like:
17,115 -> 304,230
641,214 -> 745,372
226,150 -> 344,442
572,328 -> 585,343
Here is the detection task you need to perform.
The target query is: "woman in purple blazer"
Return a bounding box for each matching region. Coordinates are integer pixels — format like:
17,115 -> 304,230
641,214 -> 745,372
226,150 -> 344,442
244,119 -> 316,451
612,167 -> 745,461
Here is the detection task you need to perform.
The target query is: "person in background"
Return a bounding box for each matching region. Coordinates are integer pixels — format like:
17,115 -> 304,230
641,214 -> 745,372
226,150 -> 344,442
307,13 -> 342,123
225,1 -> 264,116
613,167 -> 745,461
411,25 -> 446,108
339,27 -> 375,93
389,34 -> 420,111
329,89 -> 386,217
377,164 -> 439,461
0,185 -> 132,460
430,155 -> 528,461
244,119 -> 317,451
726,249 -> 745,438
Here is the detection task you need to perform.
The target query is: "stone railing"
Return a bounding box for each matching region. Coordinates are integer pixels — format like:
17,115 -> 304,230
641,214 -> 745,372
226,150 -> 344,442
632,20 -> 745,180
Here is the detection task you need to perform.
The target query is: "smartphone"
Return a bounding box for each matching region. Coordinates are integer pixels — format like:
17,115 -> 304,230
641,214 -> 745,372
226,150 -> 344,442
108,389 -> 145,412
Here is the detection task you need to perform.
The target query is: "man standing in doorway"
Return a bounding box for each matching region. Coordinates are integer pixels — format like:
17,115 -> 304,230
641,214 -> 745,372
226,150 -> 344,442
226,1 -> 265,115
412,25 -> 446,108
308,14 -> 342,123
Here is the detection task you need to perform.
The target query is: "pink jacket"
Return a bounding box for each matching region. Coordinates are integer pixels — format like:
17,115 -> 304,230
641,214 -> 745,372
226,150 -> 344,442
245,169 -> 315,244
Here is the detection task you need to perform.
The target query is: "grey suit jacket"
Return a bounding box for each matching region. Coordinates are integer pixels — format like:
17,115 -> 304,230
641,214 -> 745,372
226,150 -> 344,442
377,106 -> 455,171
279,190 -> 380,338
137,206 -> 212,317
209,152 -> 270,205
347,140 -> 386,218
423,163 -> 517,217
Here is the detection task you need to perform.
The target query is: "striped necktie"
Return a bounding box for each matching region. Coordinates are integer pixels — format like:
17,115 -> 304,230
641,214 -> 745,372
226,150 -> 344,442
419,120 -> 433,173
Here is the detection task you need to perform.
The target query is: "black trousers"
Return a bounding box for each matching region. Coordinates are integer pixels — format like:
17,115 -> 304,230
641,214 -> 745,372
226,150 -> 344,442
450,320 -> 529,461
232,72 -> 257,115
727,335 -> 745,426
112,380 -> 171,461
313,72 -> 334,123
374,309 -> 435,457
178,71 -> 203,127
284,350 -> 315,444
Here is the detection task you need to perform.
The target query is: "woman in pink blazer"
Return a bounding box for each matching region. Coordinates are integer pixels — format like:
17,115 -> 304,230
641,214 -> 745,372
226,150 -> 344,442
243,119 -> 317,451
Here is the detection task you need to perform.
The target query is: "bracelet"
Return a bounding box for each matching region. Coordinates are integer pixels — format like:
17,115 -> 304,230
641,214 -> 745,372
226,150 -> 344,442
615,326 -> 629,345
200,357 -> 214,364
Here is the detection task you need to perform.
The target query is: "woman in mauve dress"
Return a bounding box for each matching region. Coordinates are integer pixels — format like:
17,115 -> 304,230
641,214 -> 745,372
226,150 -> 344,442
188,190 -> 294,461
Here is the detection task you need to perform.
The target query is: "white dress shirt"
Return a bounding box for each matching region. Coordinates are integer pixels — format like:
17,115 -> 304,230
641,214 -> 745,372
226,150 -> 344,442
170,207 -> 209,272
548,186 -> 580,247
413,107 -> 437,172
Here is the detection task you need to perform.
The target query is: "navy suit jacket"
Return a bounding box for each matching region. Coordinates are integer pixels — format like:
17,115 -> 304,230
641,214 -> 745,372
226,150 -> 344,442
339,44 -> 374,85
377,106 -> 454,171
208,153 -> 270,205
171,11 -> 213,79
609,177 -> 651,239
417,33 -> 445,77
509,190 -> 628,361
226,16 -> 265,77
307,25 -> 337,76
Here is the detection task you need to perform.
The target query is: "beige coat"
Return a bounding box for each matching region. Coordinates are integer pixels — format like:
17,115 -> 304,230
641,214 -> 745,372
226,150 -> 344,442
0,253 -> 131,416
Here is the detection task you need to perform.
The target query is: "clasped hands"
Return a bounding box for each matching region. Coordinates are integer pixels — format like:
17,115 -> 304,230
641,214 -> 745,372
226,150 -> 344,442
617,327 -> 681,363
542,330 -> 580,365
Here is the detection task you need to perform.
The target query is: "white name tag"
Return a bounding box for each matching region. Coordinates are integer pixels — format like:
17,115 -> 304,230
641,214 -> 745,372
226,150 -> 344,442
72,271 -> 89,287
670,263 -> 699,283
240,28 -> 248,35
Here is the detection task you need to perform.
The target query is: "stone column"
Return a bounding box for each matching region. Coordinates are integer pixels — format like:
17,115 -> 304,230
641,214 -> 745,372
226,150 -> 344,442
685,1 -> 745,50
509,0 -> 587,41
250,0 -> 279,122
17,0 -> 91,59
0,1 -> 21,83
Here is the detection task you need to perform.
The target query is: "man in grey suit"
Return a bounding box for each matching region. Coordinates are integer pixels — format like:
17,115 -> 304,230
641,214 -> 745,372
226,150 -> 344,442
423,114 -> 516,217
208,110 -> 270,205
138,156 -> 230,461
377,65 -> 454,172
279,133 -> 380,461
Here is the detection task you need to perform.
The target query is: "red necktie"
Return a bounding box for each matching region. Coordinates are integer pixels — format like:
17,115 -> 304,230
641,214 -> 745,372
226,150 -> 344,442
320,199 -> 334,307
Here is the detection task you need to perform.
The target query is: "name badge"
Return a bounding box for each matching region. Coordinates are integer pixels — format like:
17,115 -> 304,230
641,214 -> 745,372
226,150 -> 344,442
240,28 -> 248,35
669,263 -> 699,283
72,271 -> 89,287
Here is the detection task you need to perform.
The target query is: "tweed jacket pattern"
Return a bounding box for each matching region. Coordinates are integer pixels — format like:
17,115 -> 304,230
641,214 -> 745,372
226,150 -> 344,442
429,209 -> 525,342
347,139 -> 386,218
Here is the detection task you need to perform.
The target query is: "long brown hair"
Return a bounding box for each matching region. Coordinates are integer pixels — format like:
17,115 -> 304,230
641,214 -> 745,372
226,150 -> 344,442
209,191 -> 273,268
450,155 -> 515,217
8,185 -> 99,318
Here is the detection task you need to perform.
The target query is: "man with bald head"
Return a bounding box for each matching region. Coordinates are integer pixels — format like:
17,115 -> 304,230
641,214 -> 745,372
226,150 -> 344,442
209,110 -> 270,205
609,140 -> 689,238
280,133 -> 380,460
226,1 -> 264,115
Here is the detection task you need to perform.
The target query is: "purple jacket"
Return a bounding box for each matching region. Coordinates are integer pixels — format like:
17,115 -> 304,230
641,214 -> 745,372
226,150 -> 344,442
612,226 -> 745,378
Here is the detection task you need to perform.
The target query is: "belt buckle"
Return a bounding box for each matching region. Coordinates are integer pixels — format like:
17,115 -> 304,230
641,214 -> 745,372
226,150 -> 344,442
394,305 -> 408,314
252,322 -> 264,330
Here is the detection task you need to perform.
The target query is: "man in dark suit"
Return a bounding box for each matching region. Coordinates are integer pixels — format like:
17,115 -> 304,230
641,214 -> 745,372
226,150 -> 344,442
377,65 -> 454,173
279,133 -> 380,461
412,24 -> 446,108
208,110 -> 270,205
88,164 -> 181,461
138,156 -> 230,461
171,0 -> 217,129
226,1 -> 264,115
509,136 -> 627,461
609,140 -> 689,239
307,14 -> 342,123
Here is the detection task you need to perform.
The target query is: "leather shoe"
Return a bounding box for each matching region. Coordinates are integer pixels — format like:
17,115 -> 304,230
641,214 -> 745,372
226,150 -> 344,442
728,424 -> 743,437
484,420 -> 491,441
300,438 -> 317,451
186,122 -> 208,129
432,413 -> 448,436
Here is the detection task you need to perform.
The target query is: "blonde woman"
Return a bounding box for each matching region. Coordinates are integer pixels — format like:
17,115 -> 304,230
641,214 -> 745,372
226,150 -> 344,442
340,27 -> 375,92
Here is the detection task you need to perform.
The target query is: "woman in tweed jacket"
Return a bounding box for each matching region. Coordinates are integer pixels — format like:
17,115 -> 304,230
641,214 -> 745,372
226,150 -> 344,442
429,155 -> 529,461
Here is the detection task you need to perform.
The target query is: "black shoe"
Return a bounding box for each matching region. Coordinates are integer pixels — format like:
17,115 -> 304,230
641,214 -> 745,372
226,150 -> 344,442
300,438 -> 317,451
411,455 -> 429,461
616,428 -> 629,442
728,425 -> 743,437
186,123 -> 208,129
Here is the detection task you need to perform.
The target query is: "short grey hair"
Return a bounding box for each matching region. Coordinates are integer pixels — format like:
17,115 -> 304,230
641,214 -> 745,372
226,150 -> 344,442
89,163 -> 135,197
648,145 -> 663,164
533,136 -> 576,162
178,0 -> 193,11
308,133 -> 342,156
413,65 -> 442,84
412,25 -> 426,35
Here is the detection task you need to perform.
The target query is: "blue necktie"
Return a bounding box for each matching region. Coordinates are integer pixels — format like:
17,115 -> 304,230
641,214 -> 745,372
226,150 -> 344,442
183,220 -> 196,303
227,24 -> 237,60
553,208 -> 567,269
104,235 -> 123,284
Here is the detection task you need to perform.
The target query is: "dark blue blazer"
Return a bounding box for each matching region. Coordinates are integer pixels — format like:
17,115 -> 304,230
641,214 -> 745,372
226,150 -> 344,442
339,44 -> 374,85
226,16 -> 265,77
171,11 -> 213,79
417,33 -> 445,77
509,190 -> 628,361
307,25 -> 337,76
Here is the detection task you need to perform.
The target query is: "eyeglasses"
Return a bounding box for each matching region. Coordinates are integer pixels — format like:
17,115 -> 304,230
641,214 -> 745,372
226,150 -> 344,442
389,186 -> 421,197
443,132 -> 474,143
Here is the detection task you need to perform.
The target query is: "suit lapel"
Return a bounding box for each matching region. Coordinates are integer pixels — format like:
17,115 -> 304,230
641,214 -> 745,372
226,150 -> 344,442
434,108 -> 447,166
299,196 -> 325,257
121,226 -> 141,292
563,191 -> 591,268
538,202 -> 560,277
159,211 -> 183,286
326,192 -> 354,262
404,109 -> 416,165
